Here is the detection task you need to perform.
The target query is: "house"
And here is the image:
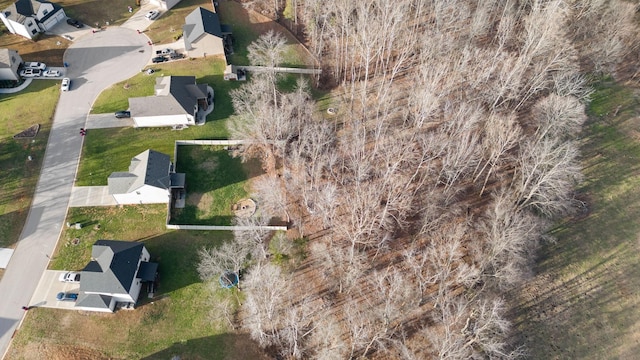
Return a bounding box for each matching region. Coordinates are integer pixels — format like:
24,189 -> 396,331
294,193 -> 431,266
108,149 -> 185,205
0,49 -> 22,81
0,0 -> 66,40
183,7 -> 232,58
75,240 -> 158,313
150,0 -> 181,11
128,76 -> 210,128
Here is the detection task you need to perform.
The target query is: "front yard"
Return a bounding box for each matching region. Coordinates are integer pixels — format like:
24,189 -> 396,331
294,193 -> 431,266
6,205 -> 268,359
0,81 -> 60,249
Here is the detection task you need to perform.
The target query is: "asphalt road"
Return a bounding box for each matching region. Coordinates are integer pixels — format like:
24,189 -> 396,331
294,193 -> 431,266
0,27 -> 150,358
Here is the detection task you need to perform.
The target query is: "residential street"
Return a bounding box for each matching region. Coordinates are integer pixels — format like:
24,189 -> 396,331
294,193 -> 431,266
0,27 -> 150,358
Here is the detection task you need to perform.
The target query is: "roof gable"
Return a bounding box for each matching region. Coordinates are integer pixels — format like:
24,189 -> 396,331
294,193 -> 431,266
184,7 -> 222,44
81,240 -> 144,295
108,150 -> 172,194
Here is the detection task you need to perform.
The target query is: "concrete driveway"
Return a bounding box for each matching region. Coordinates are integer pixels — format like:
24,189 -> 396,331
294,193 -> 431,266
69,186 -> 117,207
0,26 -> 150,359
30,271 -> 80,310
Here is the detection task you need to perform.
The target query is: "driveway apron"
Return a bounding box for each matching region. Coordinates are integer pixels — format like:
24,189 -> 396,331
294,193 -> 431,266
0,27 -> 150,359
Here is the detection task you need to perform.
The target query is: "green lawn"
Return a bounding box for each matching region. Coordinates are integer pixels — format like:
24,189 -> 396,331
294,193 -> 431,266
0,80 -> 60,248
511,77 -> 640,359
170,145 -> 263,225
80,57 -> 239,186
7,205 -> 254,359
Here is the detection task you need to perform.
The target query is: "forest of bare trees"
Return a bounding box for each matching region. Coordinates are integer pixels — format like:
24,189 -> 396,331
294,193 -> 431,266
199,0 -> 638,358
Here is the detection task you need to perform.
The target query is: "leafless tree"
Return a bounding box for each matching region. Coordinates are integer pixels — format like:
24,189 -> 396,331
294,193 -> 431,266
197,241 -> 250,282
512,137 -> 582,217
242,261 -> 290,347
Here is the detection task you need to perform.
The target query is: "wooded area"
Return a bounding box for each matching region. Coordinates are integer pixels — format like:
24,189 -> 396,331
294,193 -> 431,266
199,0 -> 639,358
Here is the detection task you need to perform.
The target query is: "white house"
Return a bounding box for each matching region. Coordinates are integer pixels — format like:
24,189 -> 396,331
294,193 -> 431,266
75,240 -> 158,313
128,76 -> 209,128
0,0 -> 66,40
183,7 -> 231,59
150,0 -> 181,11
0,49 -> 22,81
107,149 -> 185,205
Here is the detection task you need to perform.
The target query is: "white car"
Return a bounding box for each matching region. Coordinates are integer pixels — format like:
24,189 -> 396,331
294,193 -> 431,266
61,77 -> 70,91
43,69 -> 61,77
20,68 -> 42,77
24,62 -> 46,70
145,10 -> 159,20
58,272 -> 80,283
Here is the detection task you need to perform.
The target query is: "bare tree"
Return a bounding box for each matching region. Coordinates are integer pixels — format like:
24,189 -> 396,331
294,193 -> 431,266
242,262 -> 290,347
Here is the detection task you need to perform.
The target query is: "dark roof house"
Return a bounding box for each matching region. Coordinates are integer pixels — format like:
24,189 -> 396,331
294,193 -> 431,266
76,240 -> 157,312
108,149 -> 184,204
128,76 -> 209,127
183,7 -> 231,58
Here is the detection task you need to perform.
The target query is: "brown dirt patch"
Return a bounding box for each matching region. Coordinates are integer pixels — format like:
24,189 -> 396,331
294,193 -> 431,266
199,158 -> 218,171
18,342 -> 111,360
187,192 -> 214,214
0,33 -> 70,66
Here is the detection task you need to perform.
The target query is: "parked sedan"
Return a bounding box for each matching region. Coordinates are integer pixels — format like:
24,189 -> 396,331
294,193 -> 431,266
145,10 -> 160,20
20,68 -> 42,77
23,62 -> 46,70
152,56 -> 167,63
66,18 -> 83,28
58,272 -> 81,283
114,110 -> 131,118
61,77 -> 70,91
43,69 -> 61,77
56,292 -> 78,301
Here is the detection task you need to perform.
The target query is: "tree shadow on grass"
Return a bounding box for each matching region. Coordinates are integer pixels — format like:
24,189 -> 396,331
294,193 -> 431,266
141,230 -> 232,295
140,333 -> 269,360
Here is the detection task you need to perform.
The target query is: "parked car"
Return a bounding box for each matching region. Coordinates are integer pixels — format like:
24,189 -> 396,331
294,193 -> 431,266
24,62 -> 46,70
43,69 -> 61,77
145,10 -> 160,20
20,68 -> 42,77
61,77 -> 70,91
58,272 -> 80,283
66,18 -> 83,28
170,52 -> 184,60
155,48 -> 175,56
56,292 -> 78,301
114,110 -> 131,118
152,56 -> 167,63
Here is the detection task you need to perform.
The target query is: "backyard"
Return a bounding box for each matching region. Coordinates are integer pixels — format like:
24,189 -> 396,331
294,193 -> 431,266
170,145 -> 264,226
6,205 -> 268,359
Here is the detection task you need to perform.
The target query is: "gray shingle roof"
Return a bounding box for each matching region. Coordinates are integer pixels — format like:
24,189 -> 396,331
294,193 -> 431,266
80,240 -> 144,295
108,149 -> 172,195
75,293 -> 112,310
184,7 -> 222,45
128,76 -> 206,117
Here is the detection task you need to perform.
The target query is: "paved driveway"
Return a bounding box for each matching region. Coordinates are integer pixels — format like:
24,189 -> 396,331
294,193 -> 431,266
30,271 -> 80,310
69,186 -> 117,207
0,27 -> 150,359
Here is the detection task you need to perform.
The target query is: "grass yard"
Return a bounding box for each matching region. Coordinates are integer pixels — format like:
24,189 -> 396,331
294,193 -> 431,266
144,0 -> 212,45
57,0 -> 136,28
511,77 -> 640,359
218,1 -> 313,67
0,81 -> 60,249
8,205 -> 267,359
170,145 -> 264,226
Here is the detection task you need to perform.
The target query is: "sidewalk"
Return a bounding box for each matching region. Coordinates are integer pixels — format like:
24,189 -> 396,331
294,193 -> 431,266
0,79 -> 32,94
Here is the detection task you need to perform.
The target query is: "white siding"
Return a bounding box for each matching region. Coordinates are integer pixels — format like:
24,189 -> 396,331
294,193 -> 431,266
0,68 -> 18,81
133,114 -> 193,128
112,184 -> 170,204
39,9 -> 65,31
